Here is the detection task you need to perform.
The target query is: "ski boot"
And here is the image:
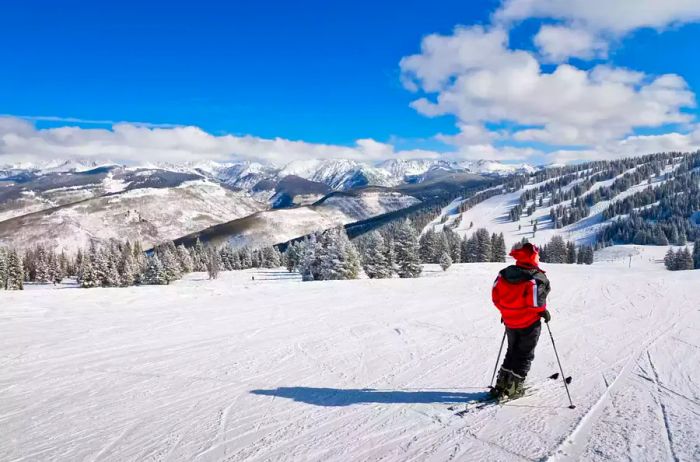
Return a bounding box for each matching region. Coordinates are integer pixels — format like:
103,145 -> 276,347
503,371 -> 526,399
489,368 -> 511,399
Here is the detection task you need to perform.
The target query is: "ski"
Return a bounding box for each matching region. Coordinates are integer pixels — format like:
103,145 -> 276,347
451,374 -> 572,417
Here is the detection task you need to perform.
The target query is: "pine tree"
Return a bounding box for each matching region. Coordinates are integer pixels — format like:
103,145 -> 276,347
419,229 -> 440,263
693,239 -> 700,269
439,251 -> 452,271
393,220 -> 422,278
360,231 -> 392,279
6,250 -> 24,290
143,254 -> 167,285
119,251 -> 137,287
492,233 -> 507,262
0,248 -> 7,289
176,245 -> 194,273
79,257 -> 100,288
285,242 -> 300,273
206,249 -> 221,279
676,247 -> 694,270
566,242 -> 577,264
664,248 -> 677,271
547,236 -> 567,263
159,246 -> 182,284
192,238 -> 207,271
262,246 -> 281,268
474,228 -> 492,262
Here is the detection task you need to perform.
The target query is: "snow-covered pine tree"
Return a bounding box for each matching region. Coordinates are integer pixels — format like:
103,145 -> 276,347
566,242 -> 577,264
48,253 -> 63,284
176,245 -> 194,273
664,248 -> 677,271
34,246 -> 51,283
262,246 -> 281,268
443,228 -> 461,263
360,230 -> 392,279
0,248 -> 7,289
393,220 -> 422,278
474,228 -> 492,262
676,247 -> 694,270
419,229 -> 440,263
206,248 -> 221,279
492,233 -> 507,262
285,242 -> 300,272
439,251 -> 452,271
119,250 -> 137,287
159,246 -> 182,284
6,250 -> 24,290
192,238 -> 207,271
299,235 -> 322,281
143,254 -> 167,285
79,257 -> 100,288
694,239 -> 700,269
547,236 -> 567,263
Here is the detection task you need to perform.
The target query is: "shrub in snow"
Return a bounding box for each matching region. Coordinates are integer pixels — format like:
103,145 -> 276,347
439,252 -> 452,271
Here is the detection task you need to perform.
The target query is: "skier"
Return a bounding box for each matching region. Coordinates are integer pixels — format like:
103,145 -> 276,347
490,242 -> 551,399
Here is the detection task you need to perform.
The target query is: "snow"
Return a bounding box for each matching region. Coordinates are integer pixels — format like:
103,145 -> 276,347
2,261 -> 698,461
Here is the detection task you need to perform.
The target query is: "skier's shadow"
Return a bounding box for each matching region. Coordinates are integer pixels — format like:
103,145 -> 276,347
250,387 -> 490,407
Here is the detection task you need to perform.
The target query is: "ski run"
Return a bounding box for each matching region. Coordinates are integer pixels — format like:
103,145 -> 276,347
2,249 -> 699,461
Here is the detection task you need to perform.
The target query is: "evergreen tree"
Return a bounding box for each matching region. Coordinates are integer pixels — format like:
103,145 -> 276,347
676,247 -> 694,270
693,239 -> 700,269
664,248 -> 677,271
393,220 -> 422,278
474,228 -> 492,262
159,246 -> 182,283
6,250 -> 24,290
547,236 -> 567,263
285,242 -> 301,273
0,248 -> 7,289
566,242 -> 577,264
299,235 -> 322,281
360,231 -> 392,279
439,251 -> 452,271
262,246 -> 281,268
192,238 -> 207,271
206,248 -> 221,279
176,245 -> 194,273
419,229 -> 440,263
143,254 -> 167,285
119,251 -> 137,287
79,257 -> 100,288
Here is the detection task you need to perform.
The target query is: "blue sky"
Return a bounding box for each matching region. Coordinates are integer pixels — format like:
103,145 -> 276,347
1,0 -> 700,165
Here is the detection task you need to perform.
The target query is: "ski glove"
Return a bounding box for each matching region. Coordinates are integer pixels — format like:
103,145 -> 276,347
540,310 -> 551,323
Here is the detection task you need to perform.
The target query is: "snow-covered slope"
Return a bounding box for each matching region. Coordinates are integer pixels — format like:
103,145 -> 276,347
425,160 -> 683,249
0,179 -> 265,253
2,261 -> 698,461
176,190 -> 421,249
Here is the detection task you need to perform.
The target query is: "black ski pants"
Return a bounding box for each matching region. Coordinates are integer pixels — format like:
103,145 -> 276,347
501,320 -> 541,377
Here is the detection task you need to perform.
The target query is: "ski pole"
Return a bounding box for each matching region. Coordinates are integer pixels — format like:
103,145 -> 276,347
489,329 -> 507,388
546,322 -> 576,409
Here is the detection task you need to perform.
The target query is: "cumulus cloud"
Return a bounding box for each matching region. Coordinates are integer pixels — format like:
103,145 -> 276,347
534,25 -> 608,62
496,0 -> 700,62
400,26 -> 696,152
0,116 -> 467,166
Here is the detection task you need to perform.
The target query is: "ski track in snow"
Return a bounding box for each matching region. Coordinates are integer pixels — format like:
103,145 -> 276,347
1,261 -> 699,461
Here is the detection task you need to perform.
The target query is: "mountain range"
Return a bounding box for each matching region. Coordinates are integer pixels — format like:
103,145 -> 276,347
0,157 -> 529,252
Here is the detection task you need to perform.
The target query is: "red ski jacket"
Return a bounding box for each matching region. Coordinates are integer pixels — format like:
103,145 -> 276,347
492,264 -> 551,329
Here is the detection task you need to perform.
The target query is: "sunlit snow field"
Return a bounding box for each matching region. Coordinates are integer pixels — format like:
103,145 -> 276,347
2,251 -> 699,461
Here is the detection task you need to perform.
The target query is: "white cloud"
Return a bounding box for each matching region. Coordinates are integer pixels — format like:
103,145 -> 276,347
0,116 -> 469,166
496,0 -> 700,62
400,26 -> 696,150
550,127 -> 700,163
534,25 -> 608,62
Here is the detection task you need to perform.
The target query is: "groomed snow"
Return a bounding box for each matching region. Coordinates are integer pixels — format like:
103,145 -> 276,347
2,260 -> 698,461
